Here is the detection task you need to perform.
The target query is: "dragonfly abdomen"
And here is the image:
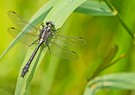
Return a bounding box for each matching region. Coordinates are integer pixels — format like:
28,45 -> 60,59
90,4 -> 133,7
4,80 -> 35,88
21,42 -> 43,78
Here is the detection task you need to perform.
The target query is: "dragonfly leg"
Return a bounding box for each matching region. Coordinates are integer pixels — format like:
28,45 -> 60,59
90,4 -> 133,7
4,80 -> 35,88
56,28 -> 61,31
41,22 -> 45,27
28,39 -> 39,47
45,39 -> 51,53
52,28 -> 61,32
47,46 -> 51,54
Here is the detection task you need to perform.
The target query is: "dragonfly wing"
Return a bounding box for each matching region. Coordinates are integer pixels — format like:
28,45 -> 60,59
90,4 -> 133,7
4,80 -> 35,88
49,41 -> 79,60
8,27 -> 39,46
48,35 -> 86,60
7,11 -> 39,34
53,35 -> 86,48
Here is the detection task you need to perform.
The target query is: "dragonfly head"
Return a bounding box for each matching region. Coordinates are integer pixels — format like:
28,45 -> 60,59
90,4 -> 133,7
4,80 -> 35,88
46,21 -> 55,27
46,21 -> 56,31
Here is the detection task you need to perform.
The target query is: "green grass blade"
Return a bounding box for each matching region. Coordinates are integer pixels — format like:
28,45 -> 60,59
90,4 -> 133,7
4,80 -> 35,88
84,73 -> 135,95
95,45 -> 119,74
91,45 -> 126,79
43,0 -> 87,28
75,0 -> 117,16
88,45 -> 119,80
103,45 -> 119,65
98,54 -> 126,72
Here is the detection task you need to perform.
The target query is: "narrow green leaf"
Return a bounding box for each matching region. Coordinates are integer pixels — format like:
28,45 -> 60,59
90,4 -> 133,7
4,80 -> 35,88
103,45 -> 119,65
95,45 -> 119,73
75,0 -> 117,16
43,0 -> 87,28
90,45 -> 119,79
84,73 -> 135,95
92,45 -> 126,79
98,54 -> 126,75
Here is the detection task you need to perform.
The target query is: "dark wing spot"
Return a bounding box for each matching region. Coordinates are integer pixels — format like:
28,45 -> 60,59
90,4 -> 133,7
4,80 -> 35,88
71,51 -> 77,54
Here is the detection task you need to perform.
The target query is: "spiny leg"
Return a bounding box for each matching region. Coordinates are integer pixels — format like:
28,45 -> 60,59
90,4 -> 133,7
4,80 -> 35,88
45,39 -> 51,53
28,39 -> 39,47
41,22 -> 45,27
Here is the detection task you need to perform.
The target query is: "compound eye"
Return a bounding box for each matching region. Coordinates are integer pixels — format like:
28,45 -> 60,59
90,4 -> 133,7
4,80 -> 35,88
46,21 -> 55,27
46,22 -> 49,25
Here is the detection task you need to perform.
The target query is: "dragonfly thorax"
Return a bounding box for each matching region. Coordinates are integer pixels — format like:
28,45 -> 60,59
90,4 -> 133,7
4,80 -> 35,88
41,21 -> 55,33
39,23 -> 53,44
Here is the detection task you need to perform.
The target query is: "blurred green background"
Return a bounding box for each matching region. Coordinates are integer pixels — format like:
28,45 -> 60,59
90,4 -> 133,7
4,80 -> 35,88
0,0 -> 135,95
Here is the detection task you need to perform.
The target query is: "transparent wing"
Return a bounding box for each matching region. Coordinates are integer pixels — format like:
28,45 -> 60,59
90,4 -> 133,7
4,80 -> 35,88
49,41 -> 79,60
48,35 -> 86,60
8,27 -> 39,46
53,35 -> 87,48
7,11 -> 39,34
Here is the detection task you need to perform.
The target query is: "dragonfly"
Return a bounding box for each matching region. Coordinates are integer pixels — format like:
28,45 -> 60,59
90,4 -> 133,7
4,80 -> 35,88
7,11 -> 86,78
